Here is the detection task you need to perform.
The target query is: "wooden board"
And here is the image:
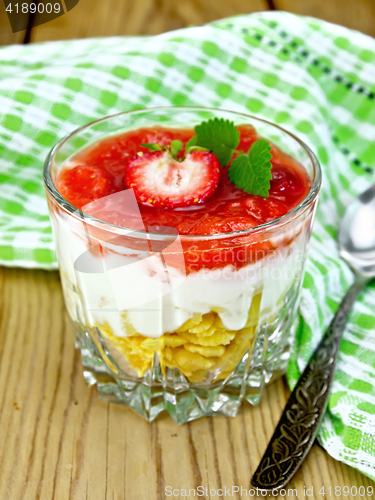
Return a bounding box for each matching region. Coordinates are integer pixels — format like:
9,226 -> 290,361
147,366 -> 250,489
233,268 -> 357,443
2,1 -> 375,47
276,0 -> 375,38
31,0 -> 267,42
28,0 -> 375,43
0,1 -> 25,45
0,266 -> 374,499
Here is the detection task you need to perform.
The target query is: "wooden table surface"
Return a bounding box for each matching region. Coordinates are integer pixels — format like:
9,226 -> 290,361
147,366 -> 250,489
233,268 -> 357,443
0,268 -> 374,500
1,1 -> 375,499
1,0 -> 375,45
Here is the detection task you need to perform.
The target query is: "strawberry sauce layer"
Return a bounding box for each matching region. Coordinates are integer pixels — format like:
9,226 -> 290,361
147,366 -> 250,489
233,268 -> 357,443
56,126 -> 310,233
56,126 -> 311,271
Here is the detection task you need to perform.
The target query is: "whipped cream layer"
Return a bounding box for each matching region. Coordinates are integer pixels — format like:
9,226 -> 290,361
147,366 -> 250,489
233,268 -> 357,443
53,210 -> 308,339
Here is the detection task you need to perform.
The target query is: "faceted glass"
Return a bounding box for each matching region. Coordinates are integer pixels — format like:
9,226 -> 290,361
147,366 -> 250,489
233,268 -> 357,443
44,108 -> 321,423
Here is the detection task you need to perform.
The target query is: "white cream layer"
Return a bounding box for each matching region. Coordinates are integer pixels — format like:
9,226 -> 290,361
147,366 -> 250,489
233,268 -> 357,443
54,213 -> 306,339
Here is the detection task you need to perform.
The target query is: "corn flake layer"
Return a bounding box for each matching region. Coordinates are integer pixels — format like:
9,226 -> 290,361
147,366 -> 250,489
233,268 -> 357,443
99,293 -> 261,383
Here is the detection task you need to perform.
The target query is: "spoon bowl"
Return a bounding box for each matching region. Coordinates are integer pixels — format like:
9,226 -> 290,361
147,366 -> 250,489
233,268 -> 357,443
339,185 -> 375,276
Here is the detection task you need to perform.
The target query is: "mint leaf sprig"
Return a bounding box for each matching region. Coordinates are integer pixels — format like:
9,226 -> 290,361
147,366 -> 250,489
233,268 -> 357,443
229,139 -> 272,198
194,118 -> 240,166
193,118 -> 272,198
141,118 -> 273,198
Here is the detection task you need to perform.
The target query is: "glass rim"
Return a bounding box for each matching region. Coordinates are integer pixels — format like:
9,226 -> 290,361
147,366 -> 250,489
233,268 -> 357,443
43,106 -> 322,241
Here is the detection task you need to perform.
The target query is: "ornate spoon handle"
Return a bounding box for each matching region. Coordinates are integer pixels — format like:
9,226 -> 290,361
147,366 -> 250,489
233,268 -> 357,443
251,276 -> 368,491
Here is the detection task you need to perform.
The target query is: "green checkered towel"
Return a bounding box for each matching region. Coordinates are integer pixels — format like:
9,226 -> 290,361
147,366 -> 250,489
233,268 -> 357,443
1,11 -> 375,479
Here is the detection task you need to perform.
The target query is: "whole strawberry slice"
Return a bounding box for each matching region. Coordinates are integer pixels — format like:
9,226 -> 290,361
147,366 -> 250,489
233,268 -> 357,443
125,150 -> 220,208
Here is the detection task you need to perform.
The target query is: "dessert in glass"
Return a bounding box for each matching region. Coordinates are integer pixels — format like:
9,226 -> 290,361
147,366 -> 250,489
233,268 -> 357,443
43,107 -> 321,423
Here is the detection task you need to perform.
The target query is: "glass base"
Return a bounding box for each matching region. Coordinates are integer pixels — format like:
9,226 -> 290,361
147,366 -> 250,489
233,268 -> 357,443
72,289 -> 298,424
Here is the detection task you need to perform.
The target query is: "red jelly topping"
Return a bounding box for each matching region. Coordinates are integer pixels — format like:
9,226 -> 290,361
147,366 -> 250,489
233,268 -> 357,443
55,125 -> 311,271
56,126 -> 310,231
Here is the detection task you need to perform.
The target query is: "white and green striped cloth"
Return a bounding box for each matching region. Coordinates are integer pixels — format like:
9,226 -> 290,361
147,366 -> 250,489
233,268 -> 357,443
1,12 -> 375,479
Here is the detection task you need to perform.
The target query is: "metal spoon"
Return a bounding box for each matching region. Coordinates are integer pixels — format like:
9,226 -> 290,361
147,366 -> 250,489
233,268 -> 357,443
251,185 -> 375,491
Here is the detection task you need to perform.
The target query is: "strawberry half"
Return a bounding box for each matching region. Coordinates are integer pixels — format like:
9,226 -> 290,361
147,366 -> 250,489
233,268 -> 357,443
125,150 -> 220,208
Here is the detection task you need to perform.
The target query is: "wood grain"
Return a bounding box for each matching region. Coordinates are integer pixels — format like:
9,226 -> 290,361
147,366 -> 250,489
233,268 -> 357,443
0,266 -> 374,499
0,1 -> 25,45
31,0 -> 267,42
276,0 -> 375,38
2,0 -> 375,47
28,0 -> 375,43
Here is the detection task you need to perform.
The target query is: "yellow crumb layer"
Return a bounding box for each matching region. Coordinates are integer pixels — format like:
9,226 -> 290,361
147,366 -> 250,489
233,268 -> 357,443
98,293 -> 261,383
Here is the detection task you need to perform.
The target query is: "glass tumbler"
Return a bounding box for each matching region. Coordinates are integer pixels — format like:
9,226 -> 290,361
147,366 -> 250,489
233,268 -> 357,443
43,107 -> 321,423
